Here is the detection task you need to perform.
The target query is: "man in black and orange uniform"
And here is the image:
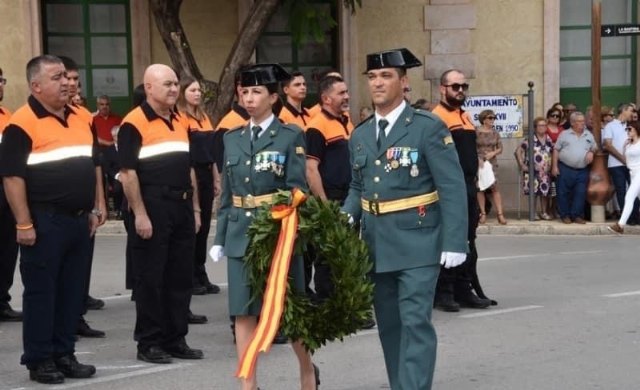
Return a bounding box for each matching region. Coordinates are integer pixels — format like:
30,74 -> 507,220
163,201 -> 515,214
214,67 -> 251,178
59,56 -> 107,340
431,69 -> 493,312
118,64 -> 203,364
0,55 -> 102,384
308,70 -> 344,119
305,75 -> 353,301
279,71 -> 311,128
0,66 -> 22,323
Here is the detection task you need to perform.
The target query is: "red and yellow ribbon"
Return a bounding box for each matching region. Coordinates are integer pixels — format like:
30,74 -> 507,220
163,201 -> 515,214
236,189 -> 307,379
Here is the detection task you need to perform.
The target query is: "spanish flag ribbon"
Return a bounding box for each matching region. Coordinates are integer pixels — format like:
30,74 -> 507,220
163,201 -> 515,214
236,189 -> 307,379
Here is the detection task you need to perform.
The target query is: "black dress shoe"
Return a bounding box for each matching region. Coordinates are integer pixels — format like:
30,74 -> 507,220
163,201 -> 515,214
188,312 -> 208,324
164,343 -> 204,359
455,292 -> 491,309
204,282 -> 221,294
29,360 -> 64,384
137,346 -> 172,364
434,295 -> 460,312
313,363 -> 321,389
0,306 -> 23,322
272,330 -> 288,344
86,295 -> 105,310
360,317 -> 376,330
54,355 -> 96,378
192,285 -> 208,295
77,318 -> 106,338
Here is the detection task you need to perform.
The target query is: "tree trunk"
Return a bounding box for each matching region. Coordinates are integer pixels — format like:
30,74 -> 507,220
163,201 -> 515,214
212,0 -> 280,123
149,0 -> 280,125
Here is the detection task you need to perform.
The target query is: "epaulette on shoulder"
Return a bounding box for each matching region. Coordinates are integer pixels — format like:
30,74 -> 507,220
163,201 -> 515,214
412,108 -> 439,122
281,123 -> 304,133
226,124 -> 245,134
354,114 -> 374,131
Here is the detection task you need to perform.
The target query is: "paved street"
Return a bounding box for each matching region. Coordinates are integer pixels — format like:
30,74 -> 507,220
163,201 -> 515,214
1,234 -> 639,390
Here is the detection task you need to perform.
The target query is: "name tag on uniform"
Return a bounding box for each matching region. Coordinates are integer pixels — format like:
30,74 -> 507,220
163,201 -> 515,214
296,146 -> 305,155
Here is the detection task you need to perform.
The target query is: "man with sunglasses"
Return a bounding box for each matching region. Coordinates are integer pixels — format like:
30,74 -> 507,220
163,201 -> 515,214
0,67 -> 23,323
602,103 -> 639,225
432,69 -> 493,312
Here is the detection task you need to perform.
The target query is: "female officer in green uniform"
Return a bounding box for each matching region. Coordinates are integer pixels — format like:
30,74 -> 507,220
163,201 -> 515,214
210,64 -> 319,390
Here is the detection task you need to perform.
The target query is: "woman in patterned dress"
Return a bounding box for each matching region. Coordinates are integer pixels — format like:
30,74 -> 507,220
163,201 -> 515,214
516,116 -> 554,219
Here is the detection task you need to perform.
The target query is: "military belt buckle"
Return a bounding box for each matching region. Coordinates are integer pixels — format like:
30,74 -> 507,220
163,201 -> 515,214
242,195 -> 256,208
369,199 -> 380,216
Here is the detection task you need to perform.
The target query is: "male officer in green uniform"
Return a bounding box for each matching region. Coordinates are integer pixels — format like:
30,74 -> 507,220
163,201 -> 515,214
342,48 -> 469,390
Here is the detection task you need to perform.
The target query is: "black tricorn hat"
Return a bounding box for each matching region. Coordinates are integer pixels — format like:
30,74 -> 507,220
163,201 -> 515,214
364,48 -> 422,73
240,64 -> 291,87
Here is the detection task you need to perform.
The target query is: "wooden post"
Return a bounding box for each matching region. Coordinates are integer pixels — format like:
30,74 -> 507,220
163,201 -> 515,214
587,0 -> 612,222
591,0 -> 602,143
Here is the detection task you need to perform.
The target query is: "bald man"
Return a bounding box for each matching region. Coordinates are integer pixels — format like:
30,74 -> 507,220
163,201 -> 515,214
118,64 -> 203,364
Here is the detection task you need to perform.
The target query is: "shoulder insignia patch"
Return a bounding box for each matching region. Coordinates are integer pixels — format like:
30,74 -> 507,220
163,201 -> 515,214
443,135 -> 453,145
296,146 -> 305,155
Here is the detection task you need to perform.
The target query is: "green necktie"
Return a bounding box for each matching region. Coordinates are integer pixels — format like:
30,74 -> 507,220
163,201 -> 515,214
377,119 -> 389,150
251,125 -> 261,143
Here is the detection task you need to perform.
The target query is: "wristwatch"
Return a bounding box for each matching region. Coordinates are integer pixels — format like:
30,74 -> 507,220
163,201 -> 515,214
91,208 -> 103,218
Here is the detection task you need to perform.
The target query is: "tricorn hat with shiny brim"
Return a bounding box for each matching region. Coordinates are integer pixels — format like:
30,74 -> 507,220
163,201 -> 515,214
364,48 -> 422,73
240,64 -> 291,87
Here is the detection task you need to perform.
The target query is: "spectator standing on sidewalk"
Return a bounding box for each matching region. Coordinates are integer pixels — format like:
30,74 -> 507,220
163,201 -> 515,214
609,121 -> 640,234
603,103 -> 638,225
552,112 -> 597,224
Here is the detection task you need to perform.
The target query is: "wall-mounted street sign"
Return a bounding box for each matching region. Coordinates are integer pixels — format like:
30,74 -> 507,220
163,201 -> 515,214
601,24 -> 640,37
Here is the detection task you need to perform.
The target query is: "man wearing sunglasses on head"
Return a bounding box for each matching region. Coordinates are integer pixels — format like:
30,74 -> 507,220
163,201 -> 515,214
432,69 -> 494,312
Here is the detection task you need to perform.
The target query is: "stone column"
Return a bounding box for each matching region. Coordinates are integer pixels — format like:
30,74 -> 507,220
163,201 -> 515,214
424,0 -> 477,102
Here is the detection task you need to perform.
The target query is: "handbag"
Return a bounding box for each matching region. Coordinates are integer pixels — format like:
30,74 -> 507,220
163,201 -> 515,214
478,160 -> 496,191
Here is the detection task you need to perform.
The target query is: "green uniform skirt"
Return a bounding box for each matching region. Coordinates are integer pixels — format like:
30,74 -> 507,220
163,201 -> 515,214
227,254 -> 305,316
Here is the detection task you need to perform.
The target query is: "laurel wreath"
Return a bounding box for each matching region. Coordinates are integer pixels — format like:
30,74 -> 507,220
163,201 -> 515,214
245,191 -> 374,352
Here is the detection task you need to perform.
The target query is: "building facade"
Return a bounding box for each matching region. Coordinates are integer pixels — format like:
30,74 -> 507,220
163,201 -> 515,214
0,0 -> 637,213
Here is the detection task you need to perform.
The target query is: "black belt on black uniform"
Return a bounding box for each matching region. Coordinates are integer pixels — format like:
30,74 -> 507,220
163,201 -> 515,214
30,203 -> 88,217
142,185 -> 193,201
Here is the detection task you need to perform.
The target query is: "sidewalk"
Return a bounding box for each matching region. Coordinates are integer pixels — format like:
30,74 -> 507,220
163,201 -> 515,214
96,216 -> 638,236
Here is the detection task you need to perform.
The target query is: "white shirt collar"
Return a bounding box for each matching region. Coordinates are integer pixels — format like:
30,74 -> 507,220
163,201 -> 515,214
375,100 -> 407,136
249,113 -> 275,139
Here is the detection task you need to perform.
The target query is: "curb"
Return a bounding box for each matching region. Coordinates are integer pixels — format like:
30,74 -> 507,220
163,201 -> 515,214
96,219 -> 639,236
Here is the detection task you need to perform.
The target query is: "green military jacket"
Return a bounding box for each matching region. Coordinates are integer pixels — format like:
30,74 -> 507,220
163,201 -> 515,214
214,118 -> 308,258
342,104 -> 468,273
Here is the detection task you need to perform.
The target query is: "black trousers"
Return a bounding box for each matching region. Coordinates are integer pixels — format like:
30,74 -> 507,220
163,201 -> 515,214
436,180 -> 477,297
20,210 -> 90,367
131,193 -> 195,350
306,189 -> 348,301
0,189 -> 18,309
80,236 -> 95,317
193,164 -> 214,287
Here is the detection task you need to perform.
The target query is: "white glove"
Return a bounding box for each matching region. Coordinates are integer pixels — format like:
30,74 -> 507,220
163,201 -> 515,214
209,245 -> 225,262
440,251 -> 467,269
340,210 -> 354,225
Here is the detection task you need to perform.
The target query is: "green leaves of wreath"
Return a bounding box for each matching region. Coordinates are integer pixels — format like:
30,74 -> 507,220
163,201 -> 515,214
245,191 -> 374,352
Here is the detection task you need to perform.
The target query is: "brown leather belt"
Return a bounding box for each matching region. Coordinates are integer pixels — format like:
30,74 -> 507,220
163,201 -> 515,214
361,191 -> 439,216
232,193 -> 277,209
